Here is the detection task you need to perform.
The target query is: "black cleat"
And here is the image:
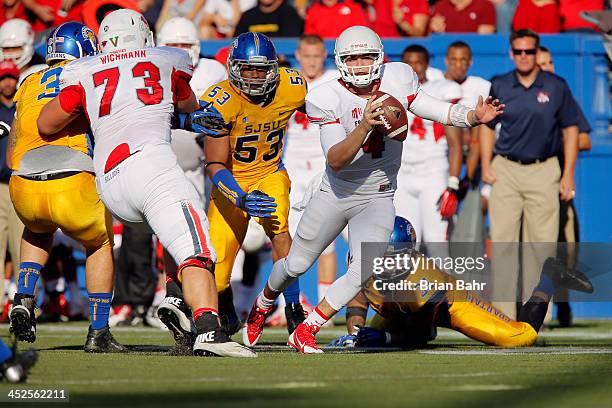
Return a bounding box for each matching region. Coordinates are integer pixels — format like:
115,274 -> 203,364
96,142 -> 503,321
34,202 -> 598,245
193,329 -> 256,358
9,294 -> 37,343
0,347 -> 38,383
543,257 -> 594,294
220,311 -> 242,337
285,302 -> 306,335
156,296 -> 195,354
84,326 -> 127,353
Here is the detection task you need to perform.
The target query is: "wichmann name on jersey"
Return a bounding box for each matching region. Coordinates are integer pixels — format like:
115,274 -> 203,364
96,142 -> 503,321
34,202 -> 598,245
100,50 -> 147,64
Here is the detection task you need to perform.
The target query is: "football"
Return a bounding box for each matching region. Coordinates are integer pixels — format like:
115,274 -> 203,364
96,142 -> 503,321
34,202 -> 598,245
371,90 -> 408,141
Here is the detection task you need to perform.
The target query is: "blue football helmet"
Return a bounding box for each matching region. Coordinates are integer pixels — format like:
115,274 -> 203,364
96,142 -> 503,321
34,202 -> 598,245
46,22 -> 98,65
228,32 -> 279,96
390,216 -> 417,246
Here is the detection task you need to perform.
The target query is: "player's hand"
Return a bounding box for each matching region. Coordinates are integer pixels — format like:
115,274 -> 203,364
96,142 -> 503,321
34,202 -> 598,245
482,164 -> 498,184
238,190 -> 277,218
559,174 -> 576,201
186,101 -> 229,137
0,121 -> 10,139
437,188 -> 459,219
327,334 -> 357,347
354,326 -> 390,347
472,96 -> 504,125
360,96 -> 385,132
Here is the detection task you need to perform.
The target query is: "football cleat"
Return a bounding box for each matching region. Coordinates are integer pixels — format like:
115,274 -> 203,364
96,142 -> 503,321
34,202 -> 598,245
543,257 -> 594,293
0,347 -> 38,383
9,294 -> 36,343
288,322 -> 323,354
84,325 -> 127,353
193,329 -> 256,358
156,296 -> 196,354
243,303 -> 271,347
285,302 -> 306,335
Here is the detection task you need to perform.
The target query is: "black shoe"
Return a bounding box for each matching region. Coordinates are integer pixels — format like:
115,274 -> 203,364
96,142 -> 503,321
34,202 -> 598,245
285,302 -> 306,335
218,288 -> 241,336
156,297 -> 195,343
556,302 -> 573,327
193,329 -> 256,358
0,346 -> 38,383
543,257 -> 594,293
220,311 -> 242,336
9,294 -> 37,343
84,326 -> 127,353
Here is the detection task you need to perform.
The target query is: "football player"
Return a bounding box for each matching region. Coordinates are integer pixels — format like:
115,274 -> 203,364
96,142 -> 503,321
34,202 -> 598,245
397,44 -> 463,246
187,32 -> 308,338
244,26 -> 503,353
330,217 -> 594,349
284,34 -> 339,303
8,22 -> 126,352
0,19 -> 47,85
37,9 -> 253,358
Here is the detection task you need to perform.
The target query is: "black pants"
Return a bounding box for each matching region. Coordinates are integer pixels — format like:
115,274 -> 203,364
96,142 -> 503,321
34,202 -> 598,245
113,225 -> 155,307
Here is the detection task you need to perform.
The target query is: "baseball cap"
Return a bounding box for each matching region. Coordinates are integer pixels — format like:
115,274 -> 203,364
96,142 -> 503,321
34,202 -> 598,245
0,59 -> 19,80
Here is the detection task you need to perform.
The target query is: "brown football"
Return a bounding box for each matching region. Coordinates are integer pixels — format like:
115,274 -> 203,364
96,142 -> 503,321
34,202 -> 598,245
371,90 -> 408,141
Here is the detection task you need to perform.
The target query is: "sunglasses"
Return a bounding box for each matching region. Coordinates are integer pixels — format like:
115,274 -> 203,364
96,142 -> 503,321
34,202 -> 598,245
512,48 -> 537,56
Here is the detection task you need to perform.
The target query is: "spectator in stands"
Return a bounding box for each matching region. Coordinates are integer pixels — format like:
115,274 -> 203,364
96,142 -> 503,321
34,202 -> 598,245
156,0 -> 206,33
20,0 -> 85,32
512,0 -> 561,33
363,0 -> 429,37
199,0 -> 257,38
537,45 -> 592,327
304,0 -> 368,38
490,0 -> 518,33
0,0 -> 27,26
429,0 -> 496,33
481,30 -> 579,319
559,0 -> 604,32
235,0 -> 303,37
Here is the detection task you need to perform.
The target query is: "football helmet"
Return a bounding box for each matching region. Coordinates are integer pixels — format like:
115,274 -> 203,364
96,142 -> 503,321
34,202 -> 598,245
0,19 -> 34,69
334,26 -> 384,87
46,22 -> 99,65
228,32 -> 279,96
157,17 -> 200,66
98,9 -> 154,53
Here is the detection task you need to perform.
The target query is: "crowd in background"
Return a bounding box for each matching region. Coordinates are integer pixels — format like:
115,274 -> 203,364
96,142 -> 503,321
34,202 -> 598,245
0,0 -> 606,42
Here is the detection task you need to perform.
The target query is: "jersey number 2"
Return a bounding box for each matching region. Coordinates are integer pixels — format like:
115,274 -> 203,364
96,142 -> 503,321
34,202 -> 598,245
92,62 -> 163,117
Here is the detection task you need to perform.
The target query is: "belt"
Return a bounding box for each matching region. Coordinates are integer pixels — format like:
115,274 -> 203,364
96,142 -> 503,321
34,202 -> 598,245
18,171 -> 82,181
500,154 -> 554,165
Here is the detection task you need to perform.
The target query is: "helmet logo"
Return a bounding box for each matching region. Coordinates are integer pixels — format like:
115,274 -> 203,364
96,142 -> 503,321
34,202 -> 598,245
82,26 -> 96,45
109,36 -> 119,47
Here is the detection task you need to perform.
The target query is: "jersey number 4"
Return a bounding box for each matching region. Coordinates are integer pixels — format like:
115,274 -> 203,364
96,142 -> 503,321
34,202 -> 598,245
92,61 -> 163,117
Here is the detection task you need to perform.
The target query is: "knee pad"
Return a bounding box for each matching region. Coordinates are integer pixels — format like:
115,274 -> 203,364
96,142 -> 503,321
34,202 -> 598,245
176,254 -> 215,282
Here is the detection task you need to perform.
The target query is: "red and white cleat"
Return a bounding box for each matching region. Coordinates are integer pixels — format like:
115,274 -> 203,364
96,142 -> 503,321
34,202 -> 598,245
243,303 -> 271,347
288,322 -> 323,354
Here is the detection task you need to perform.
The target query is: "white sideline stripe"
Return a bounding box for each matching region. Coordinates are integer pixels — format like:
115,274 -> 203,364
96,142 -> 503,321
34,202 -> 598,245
28,377 -> 326,388
420,347 -> 612,355
450,384 -> 527,392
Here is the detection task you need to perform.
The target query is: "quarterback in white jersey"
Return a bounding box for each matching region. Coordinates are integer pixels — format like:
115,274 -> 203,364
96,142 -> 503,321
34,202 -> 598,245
284,34 -> 339,301
37,9 -> 254,358
397,45 -> 463,244
243,26 -> 503,353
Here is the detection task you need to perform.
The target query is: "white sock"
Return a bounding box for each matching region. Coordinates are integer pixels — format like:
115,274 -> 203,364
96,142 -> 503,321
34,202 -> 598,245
304,306 -> 329,329
256,293 -> 275,310
3,278 -> 10,296
317,282 -> 332,302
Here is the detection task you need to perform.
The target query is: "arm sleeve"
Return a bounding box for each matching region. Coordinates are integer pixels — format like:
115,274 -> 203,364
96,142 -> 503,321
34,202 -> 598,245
558,80 -> 579,128
172,49 -> 195,102
57,63 -> 84,115
481,0 -> 496,25
199,83 -> 235,132
575,102 -> 591,134
408,90 -> 453,125
305,91 -> 344,157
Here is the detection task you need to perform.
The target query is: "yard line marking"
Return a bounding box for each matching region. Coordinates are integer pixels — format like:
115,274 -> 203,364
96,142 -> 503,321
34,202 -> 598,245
450,384 -> 527,391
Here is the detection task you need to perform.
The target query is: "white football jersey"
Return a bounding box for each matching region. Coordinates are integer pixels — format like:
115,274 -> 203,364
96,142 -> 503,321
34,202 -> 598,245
403,78 -> 462,164
284,70 -> 338,171
59,46 -> 193,176
306,62 -> 420,196
191,57 -> 228,99
458,75 -> 491,108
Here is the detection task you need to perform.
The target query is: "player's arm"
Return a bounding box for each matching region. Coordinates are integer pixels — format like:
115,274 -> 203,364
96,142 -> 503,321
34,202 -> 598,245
324,96 -> 384,171
479,124 -> 497,184
37,95 -> 80,137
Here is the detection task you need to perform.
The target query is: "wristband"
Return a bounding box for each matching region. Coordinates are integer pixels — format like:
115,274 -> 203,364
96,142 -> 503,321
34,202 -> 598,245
447,176 -> 460,190
450,104 -> 472,128
211,168 -> 246,206
346,306 -> 367,321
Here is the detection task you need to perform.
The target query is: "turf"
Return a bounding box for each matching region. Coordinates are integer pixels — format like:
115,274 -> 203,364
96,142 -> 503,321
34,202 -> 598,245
1,321 -> 611,408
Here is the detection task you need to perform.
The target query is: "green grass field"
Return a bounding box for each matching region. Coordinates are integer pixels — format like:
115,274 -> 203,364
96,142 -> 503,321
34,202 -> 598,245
1,321 -> 612,408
